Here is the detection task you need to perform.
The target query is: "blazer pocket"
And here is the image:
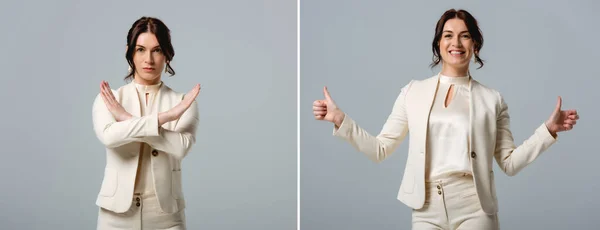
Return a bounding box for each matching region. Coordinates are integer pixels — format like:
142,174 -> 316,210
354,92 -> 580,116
401,164 -> 415,194
99,168 -> 118,197
171,170 -> 184,199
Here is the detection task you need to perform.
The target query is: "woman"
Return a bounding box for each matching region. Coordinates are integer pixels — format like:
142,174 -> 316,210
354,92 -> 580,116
312,9 -> 579,230
92,16 -> 200,230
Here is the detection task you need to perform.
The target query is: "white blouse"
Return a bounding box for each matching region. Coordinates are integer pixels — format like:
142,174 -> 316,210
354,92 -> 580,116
425,74 -> 472,182
133,81 -> 162,195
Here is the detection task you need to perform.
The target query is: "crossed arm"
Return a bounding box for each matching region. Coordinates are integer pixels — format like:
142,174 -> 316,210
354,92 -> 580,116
92,81 -> 200,160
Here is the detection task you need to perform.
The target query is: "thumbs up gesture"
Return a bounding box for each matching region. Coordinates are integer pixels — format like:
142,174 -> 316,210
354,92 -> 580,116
313,86 -> 345,126
545,96 -> 579,137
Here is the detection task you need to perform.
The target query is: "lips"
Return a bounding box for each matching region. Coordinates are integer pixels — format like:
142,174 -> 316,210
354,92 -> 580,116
449,50 -> 465,55
142,67 -> 154,73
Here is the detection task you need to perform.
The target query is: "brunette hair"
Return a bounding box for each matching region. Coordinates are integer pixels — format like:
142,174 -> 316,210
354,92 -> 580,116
125,17 -> 175,80
430,9 -> 484,69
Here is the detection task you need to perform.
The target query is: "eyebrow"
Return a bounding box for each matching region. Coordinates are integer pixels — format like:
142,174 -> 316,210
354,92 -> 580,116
135,45 -> 161,49
443,30 -> 470,34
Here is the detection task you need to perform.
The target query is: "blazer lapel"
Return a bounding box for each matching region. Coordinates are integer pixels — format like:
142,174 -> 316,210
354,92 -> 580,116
421,75 -> 440,150
407,74 -> 440,153
468,76 -> 474,156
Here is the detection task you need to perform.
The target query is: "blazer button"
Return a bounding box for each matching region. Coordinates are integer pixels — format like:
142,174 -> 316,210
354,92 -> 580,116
136,202 -> 140,207
152,150 -> 158,156
136,197 -> 140,202
471,151 -> 477,158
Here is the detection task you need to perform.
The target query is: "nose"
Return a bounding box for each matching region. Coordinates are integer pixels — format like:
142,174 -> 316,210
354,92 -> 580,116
144,51 -> 154,64
452,36 -> 463,48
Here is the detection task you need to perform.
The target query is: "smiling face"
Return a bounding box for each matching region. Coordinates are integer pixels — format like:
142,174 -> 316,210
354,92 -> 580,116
438,18 -> 475,72
132,32 -> 165,85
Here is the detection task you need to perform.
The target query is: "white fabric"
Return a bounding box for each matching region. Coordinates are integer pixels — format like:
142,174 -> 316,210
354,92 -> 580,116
133,81 -> 162,195
333,74 -> 558,214
412,173 -> 499,230
426,75 -> 471,181
97,193 -> 186,230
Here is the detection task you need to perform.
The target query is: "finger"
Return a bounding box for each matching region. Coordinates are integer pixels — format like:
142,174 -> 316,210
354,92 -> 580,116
100,87 -> 113,108
313,108 -> 327,113
564,120 -> 576,125
554,96 -> 562,113
193,83 -> 201,94
181,85 -> 200,106
100,86 -> 109,104
101,84 -> 115,106
563,124 -> 573,130
101,82 -> 111,99
186,84 -> 201,100
100,81 -> 107,92
100,81 -> 106,95
565,110 -> 578,116
313,100 -> 325,106
323,86 -> 333,102
313,106 -> 327,111
568,114 -> 579,120
314,115 -> 324,120
105,83 -> 118,101
313,111 -> 327,116
100,83 -> 109,100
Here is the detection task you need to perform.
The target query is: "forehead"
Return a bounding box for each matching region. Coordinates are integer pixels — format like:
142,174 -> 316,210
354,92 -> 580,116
443,18 -> 468,32
136,32 -> 159,46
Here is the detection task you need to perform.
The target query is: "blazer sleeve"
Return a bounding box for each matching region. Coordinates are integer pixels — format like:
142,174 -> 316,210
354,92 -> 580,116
142,99 -> 199,160
332,81 -> 413,163
92,93 -> 160,148
493,93 -> 557,176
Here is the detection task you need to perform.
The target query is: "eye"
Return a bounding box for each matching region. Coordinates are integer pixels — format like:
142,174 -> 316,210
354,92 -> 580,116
461,34 -> 471,39
136,47 -> 144,52
153,49 -> 162,53
444,34 -> 452,38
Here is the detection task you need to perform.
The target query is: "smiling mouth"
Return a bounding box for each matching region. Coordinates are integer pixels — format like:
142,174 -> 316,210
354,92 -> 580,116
449,51 -> 465,55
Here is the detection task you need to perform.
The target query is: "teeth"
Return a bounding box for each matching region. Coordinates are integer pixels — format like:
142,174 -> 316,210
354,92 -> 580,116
450,51 -> 464,54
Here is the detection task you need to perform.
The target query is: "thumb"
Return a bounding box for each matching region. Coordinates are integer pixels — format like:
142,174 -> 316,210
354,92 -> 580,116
554,96 -> 562,113
323,86 -> 333,102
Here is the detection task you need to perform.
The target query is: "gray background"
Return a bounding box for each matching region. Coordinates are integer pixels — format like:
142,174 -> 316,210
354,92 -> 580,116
301,0 -> 599,229
0,0 -> 296,229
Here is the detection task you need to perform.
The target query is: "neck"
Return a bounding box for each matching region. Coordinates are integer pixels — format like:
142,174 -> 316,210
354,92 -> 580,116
440,63 -> 469,77
133,74 -> 161,85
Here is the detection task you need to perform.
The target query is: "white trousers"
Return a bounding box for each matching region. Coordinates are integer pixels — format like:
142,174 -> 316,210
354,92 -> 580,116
412,173 -> 499,230
97,193 -> 186,230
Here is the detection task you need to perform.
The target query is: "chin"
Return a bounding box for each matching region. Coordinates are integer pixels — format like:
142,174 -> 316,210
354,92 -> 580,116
443,58 -> 469,66
135,73 -> 161,83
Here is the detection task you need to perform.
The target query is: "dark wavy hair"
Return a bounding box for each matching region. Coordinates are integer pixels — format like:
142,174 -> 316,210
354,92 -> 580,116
430,9 -> 484,69
125,17 -> 175,81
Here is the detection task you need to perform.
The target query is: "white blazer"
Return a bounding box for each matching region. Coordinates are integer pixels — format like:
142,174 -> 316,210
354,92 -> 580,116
92,81 -> 199,214
333,74 -> 557,214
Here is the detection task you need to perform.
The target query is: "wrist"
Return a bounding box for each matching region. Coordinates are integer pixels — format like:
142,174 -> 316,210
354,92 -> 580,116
158,112 -> 173,126
333,110 -> 345,127
117,113 -> 132,122
545,122 -> 558,138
